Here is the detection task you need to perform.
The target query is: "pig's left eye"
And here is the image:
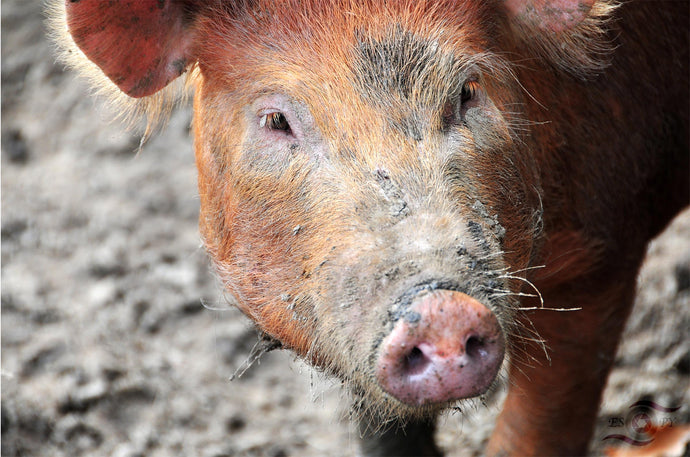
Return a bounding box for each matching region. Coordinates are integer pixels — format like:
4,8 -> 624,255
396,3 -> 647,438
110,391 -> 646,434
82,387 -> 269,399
260,112 -> 291,133
442,79 -> 482,128
461,80 -> 480,106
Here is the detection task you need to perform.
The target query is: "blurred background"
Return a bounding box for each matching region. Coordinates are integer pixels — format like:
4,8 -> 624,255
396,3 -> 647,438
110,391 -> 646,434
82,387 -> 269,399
2,1 -> 688,456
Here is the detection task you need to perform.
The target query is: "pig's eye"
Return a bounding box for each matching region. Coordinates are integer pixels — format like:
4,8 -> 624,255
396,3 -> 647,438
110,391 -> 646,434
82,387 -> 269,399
441,79 -> 482,128
260,112 -> 291,133
460,80 -> 480,106
455,79 -> 482,126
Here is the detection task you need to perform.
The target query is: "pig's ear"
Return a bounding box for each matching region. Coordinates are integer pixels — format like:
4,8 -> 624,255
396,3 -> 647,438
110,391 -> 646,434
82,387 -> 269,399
64,0 -> 200,98
502,0 -> 619,78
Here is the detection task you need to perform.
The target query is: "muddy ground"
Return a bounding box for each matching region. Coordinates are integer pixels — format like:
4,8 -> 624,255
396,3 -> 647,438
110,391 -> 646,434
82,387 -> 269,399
2,2 -> 688,456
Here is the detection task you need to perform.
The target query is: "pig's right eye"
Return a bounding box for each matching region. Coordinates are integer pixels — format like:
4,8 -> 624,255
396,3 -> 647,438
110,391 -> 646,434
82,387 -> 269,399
441,78 -> 482,129
260,112 -> 291,133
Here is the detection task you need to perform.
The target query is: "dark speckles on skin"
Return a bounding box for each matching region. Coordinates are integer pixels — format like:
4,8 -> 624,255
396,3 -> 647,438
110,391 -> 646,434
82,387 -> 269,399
171,58 -> 187,76
384,266 -> 400,280
388,279 -> 470,324
404,311 -> 421,324
486,279 -> 500,290
374,168 -> 410,219
128,68 -> 156,96
467,220 -> 492,253
471,200 -> 507,242
354,26 -> 423,100
353,25 -> 462,139
467,220 -> 483,239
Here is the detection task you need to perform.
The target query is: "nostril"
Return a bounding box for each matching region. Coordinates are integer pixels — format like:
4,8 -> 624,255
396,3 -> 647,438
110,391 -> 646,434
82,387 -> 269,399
377,290 -> 505,405
465,335 -> 488,360
403,346 -> 429,375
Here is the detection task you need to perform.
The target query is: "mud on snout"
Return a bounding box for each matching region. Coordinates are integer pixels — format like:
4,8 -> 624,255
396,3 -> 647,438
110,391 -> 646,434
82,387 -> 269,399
319,206 -> 518,420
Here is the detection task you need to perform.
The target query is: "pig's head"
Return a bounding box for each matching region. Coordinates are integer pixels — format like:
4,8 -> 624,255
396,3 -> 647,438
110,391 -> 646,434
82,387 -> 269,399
58,0 -> 617,420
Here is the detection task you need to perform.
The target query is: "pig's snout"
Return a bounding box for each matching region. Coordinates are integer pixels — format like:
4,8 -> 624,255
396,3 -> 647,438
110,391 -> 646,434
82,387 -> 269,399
376,290 -> 505,406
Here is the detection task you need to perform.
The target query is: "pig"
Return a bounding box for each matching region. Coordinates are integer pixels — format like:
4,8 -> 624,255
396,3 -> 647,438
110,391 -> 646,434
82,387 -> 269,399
52,0 -> 689,455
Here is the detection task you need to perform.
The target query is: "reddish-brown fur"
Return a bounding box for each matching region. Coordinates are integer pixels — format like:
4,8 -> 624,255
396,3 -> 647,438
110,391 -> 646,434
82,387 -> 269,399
193,0 -> 531,354
54,0 -> 688,455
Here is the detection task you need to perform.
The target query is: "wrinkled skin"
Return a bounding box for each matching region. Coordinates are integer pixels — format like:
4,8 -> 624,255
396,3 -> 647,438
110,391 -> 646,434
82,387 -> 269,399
59,0 -> 688,455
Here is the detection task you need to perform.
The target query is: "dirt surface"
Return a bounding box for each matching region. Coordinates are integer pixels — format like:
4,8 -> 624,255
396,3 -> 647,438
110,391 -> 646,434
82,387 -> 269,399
2,2 -> 688,456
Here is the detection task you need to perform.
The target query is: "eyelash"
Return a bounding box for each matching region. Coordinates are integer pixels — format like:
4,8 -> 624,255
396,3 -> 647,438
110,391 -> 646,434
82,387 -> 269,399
257,81 -> 480,134
260,112 -> 291,133
441,78 -> 482,127
460,80 -> 480,105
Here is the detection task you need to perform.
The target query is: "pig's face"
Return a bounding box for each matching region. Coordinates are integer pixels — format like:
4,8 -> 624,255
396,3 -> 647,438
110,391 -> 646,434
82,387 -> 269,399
193,3 -> 542,418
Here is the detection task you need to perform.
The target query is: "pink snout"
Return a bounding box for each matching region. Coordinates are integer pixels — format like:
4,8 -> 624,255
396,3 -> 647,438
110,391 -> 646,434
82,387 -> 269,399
376,290 -> 505,406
